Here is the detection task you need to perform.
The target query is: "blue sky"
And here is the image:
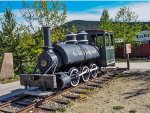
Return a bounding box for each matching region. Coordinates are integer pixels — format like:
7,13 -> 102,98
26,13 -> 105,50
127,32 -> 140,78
0,1 -> 136,13
0,1 -> 150,24
66,1 -> 134,12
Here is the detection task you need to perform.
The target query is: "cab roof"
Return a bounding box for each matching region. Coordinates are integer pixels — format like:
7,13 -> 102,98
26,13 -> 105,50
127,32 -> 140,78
86,29 -> 113,34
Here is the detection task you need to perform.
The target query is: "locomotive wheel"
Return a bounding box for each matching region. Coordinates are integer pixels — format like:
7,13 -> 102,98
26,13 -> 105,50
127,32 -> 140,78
69,67 -> 80,87
90,64 -> 98,78
81,66 -> 90,82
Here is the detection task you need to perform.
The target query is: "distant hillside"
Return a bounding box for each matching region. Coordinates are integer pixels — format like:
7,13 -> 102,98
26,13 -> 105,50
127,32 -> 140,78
64,20 -> 150,32
64,20 -> 99,32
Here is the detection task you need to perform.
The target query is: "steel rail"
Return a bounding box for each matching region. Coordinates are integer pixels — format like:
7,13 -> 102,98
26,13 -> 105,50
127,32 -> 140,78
0,67 -> 125,113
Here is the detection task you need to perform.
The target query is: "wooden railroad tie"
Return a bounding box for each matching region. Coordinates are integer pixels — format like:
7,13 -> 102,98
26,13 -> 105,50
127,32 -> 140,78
53,99 -> 70,105
15,101 -> 32,106
38,105 -> 58,111
79,86 -> 95,90
63,94 -> 80,99
71,89 -> 88,94
92,80 -> 105,84
102,76 -> 113,79
98,78 -> 109,81
87,83 -> 101,87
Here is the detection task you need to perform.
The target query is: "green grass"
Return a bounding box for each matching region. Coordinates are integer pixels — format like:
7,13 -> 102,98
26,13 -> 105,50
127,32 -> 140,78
58,107 -> 66,112
68,101 -> 75,107
116,73 -> 129,78
129,110 -> 136,113
113,105 -> 124,110
0,56 -> 2,63
0,75 -> 19,84
146,104 -> 150,108
78,94 -> 88,101
85,87 -> 94,92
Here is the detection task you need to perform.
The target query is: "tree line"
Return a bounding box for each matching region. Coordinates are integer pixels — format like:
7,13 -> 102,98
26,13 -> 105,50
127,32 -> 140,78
0,1 -> 69,74
99,7 -> 150,46
99,7 -> 150,58
0,1 -> 149,75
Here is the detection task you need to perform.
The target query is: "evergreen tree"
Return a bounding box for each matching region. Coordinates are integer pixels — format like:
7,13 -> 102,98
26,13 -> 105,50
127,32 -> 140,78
71,24 -> 77,33
0,9 -> 24,73
144,24 -> 150,33
0,9 -> 16,55
99,9 -> 113,31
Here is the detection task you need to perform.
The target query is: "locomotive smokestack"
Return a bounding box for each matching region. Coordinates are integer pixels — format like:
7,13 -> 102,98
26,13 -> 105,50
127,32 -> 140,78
43,27 -> 51,48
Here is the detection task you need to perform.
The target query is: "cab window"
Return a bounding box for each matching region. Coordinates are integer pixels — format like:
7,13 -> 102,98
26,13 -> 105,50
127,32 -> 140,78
90,35 -> 96,45
110,34 -> 114,46
105,33 -> 110,46
97,34 -> 104,47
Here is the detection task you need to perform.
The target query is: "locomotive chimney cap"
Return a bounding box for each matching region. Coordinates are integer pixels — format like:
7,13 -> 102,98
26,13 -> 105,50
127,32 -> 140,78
66,32 -> 77,36
77,31 -> 88,35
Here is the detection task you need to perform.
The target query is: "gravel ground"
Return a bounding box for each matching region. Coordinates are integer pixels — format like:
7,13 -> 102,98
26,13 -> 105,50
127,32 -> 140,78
64,62 -> 150,113
65,74 -> 150,113
0,62 -> 150,112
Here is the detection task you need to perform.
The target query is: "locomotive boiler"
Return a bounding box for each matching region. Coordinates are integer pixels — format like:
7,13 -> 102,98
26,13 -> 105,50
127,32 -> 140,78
20,27 -> 115,90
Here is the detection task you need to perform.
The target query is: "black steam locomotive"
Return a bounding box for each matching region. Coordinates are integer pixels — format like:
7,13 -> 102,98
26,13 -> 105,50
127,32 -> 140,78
20,27 -> 115,90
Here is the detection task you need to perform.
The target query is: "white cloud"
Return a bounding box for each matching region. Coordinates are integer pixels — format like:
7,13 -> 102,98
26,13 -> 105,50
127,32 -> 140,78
67,12 -> 100,21
67,2 -> 150,22
108,2 -> 150,22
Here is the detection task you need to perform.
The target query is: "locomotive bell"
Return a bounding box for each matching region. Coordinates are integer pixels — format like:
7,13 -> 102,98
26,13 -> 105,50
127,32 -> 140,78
65,32 -> 77,44
77,31 -> 88,44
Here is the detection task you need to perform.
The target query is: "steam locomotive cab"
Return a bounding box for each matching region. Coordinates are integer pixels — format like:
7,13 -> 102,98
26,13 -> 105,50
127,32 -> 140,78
20,27 -> 115,90
86,30 -> 115,67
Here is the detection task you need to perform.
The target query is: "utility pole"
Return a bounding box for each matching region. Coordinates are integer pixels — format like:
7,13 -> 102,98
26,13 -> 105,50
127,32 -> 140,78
127,53 -> 130,70
126,44 -> 131,70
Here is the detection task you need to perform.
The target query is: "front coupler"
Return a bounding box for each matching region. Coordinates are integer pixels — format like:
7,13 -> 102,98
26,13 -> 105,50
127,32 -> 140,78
20,74 -> 57,90
20,73 -> 71,90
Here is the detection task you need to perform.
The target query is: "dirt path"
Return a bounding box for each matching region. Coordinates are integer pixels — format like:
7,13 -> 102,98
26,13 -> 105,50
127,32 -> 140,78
115,62 -> 150,70
65,74 -> 150,113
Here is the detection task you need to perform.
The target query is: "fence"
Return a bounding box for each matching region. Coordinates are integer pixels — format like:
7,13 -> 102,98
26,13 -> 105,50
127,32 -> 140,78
116,44 -> 150,58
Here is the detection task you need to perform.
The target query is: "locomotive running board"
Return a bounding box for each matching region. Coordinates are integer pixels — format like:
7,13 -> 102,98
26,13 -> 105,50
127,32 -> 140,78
19,74 -> 57,89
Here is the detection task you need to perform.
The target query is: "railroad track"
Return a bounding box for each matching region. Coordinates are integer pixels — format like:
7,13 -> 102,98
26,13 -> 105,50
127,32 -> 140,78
0,68 -> 126,113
